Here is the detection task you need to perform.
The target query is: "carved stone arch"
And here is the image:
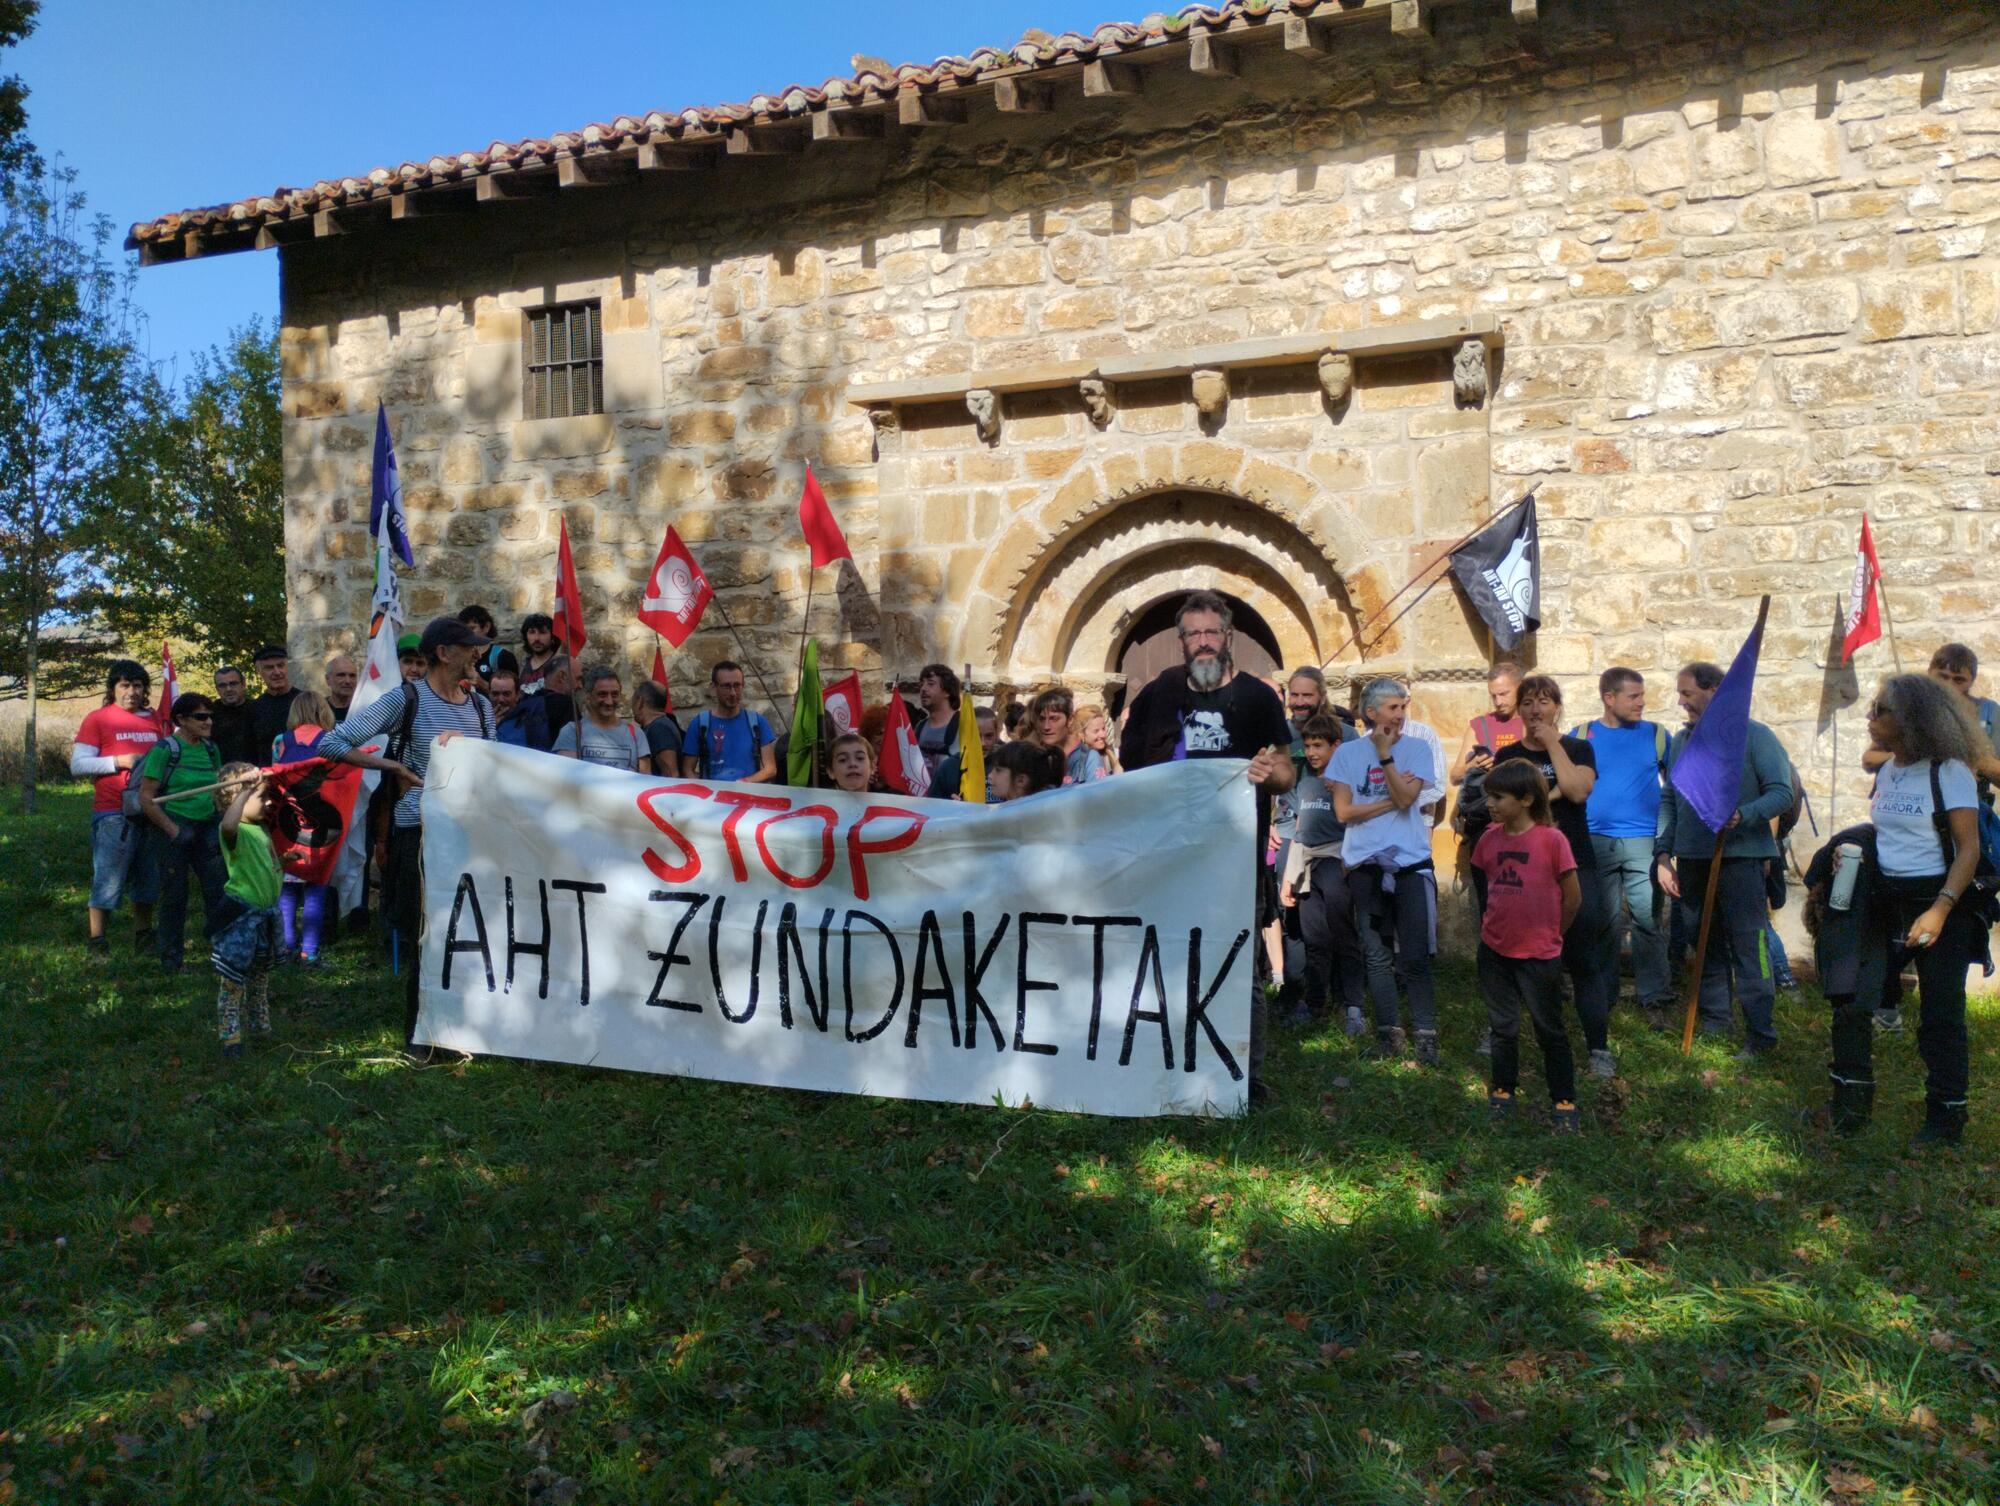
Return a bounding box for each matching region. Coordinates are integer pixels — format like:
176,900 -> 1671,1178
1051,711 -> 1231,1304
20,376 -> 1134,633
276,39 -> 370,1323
965,484 -> 1366,688
957,443 -> 1381,680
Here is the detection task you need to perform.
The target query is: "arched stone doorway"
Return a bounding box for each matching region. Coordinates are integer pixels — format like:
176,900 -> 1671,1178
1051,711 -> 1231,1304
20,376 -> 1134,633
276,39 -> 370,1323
975,485 -> 1359,698
1113,593 -> 1281,714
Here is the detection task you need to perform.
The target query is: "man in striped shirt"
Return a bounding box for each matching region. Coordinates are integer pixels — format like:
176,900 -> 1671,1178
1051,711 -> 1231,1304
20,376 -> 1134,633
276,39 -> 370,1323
319,616 -> 494,1045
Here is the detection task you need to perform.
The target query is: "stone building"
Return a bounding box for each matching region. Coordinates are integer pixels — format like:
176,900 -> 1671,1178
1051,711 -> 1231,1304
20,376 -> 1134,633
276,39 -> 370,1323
133,0 -> 2000,820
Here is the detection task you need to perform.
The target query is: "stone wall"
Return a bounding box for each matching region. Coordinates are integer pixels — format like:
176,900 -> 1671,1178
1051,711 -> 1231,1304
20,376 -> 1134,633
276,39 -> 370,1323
280,0 -> 2000,824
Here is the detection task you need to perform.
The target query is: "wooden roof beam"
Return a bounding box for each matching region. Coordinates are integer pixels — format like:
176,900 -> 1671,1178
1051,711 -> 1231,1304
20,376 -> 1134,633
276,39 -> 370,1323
556,155 -> 635,189
1284,13 -> 1331,56
811,107 -> 886,142
725,124 -> 807,156
390,187 -> 476,219
897,91 -> 967,126
636,138 -> 716,172
1082,59 -> 1143,97
1512,0 -> 1539,20
475,169 -> 561,202
1391,0 -> 1433,40
993,75 -> 1054,112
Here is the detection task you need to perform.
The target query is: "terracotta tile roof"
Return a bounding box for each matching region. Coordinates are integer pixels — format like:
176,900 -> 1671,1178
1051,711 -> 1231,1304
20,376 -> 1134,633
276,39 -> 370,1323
128,0 -> 1492,262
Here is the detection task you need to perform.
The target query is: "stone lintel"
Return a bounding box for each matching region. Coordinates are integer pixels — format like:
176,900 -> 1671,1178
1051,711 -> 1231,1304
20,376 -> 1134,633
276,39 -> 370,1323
845,314 -> 1501,409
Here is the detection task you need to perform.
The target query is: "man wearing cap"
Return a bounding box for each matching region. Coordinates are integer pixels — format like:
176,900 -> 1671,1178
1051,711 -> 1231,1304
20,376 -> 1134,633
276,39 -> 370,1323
247,644 -> 301,763
319,617 -> 495,1046
397,633 -> 425,683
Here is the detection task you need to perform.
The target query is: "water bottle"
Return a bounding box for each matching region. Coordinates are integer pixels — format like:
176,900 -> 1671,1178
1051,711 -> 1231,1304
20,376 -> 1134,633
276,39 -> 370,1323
1828,842 -> 1863,911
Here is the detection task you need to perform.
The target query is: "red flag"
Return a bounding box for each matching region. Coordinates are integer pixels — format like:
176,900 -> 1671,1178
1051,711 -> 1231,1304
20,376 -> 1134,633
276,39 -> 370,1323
650,643 -> 676,713
798,465 -> 850,569
265,750 -> 372,888
879,693 -> 927,795
1842,513 -> 1883,664
552,517 -> 587,657
823,671 -> 862,736
637,525 -> 714,647
156,640 -> 179,732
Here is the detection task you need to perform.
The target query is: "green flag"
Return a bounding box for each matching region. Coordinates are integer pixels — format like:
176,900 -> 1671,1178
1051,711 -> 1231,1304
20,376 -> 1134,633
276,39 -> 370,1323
788,638 -> 822,787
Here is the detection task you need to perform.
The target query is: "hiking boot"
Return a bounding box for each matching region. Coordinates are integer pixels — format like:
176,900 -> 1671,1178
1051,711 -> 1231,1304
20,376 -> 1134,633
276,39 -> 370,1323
1280,1001 -> 1314,1029
1828,1076 -> 1874,1138
1874,1009 -> 1904,1034
1551,1100 -> 1581,1134
1734,1043 -> 1774,1063
1366,1026 -> 1407,1060
1487,1088 -> 1516,1124
1910,1105 -> 1967,1150
1475,1029 -> 1493,1058
1342,1006 -> 1366,1038
1588,1048 -> 1617,1080
1412,1030 -> 1439,1068
1643,1005 -> 1674,1033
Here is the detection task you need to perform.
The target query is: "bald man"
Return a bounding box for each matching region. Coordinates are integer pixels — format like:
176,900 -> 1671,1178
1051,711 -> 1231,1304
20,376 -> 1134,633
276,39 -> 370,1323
325,655 -> 359,723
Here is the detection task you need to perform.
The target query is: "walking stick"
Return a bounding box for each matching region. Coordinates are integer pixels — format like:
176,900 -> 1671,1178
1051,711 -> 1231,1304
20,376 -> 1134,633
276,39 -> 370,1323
1679,826 -> 1730,1054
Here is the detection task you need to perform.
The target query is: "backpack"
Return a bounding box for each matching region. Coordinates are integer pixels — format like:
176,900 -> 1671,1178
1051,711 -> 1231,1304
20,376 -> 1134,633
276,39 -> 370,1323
121,738 -> 185,827
1574,717 -> 1670,765
1451,762 -> 1491,836
687,709 -> 767,779
1929,760 -> 2000,923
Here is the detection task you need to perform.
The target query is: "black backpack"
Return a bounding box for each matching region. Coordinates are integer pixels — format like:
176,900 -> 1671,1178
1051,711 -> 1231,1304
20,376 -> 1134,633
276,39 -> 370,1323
1452,763 -> 1491,836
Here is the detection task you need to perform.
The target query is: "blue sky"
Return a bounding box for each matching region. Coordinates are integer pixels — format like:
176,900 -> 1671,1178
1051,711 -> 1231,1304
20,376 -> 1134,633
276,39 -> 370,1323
18,0 -> 1112,379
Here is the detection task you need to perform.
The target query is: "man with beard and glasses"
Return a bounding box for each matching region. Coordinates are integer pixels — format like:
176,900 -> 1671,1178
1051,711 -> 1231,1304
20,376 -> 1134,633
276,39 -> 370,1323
1121,591 -> 1294,1105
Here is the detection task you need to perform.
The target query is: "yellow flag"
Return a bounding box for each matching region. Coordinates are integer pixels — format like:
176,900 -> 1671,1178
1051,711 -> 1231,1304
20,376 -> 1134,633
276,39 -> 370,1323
957,690 -> 985,803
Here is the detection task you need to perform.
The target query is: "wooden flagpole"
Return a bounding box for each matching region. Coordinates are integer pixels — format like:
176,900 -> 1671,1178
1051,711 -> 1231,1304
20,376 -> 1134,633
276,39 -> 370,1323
1677,593 -> 1772,1054
1877,569 -> 1905,674
1319,491 -> 1533,669
709,595 -> 791,733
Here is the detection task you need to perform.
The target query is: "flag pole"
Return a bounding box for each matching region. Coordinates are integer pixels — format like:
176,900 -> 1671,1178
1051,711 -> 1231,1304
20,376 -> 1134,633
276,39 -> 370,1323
1679,825 -> 1730,1054
1677,593 -> 1773,1054
1319,491 -> 1533,669
1877,570 -> 1905,674
709,595 -> 791,733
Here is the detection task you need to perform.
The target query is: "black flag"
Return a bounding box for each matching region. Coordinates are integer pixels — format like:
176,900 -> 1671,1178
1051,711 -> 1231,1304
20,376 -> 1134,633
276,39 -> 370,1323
1448,494 -> 1540,652
1816,592 -> 1860,735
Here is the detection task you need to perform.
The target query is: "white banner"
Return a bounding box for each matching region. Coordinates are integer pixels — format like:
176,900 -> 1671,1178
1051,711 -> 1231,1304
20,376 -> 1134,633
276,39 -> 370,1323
415,739 -> 1255,1117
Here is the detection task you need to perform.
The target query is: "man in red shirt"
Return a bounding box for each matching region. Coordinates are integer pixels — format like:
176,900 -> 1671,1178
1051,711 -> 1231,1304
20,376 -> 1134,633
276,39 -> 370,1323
70,659 -> 164,956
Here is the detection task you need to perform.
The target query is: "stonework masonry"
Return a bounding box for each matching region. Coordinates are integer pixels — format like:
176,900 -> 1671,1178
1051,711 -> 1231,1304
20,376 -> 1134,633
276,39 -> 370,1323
278,0 -> 2000,833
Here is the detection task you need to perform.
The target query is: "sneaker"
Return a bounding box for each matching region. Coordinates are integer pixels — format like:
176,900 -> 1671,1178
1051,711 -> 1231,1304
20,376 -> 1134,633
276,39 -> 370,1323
1280,1001 -> 1313,1029
219,1038 -> 244,1059
1874,1009 -> 1904,1034
85,936 -> 110,959
1643,1005 -> 1675,1034
1552,1100 -> 1581,1133
1588,1048 -> 1616,1080
1910,1120 -> 1963,1150
1342,1006 -> 1366,1038
1412,1030 -> 1439,1068
1734,1043 -> 1774,1063
1475,1029 -> 1493,1058
1366,1026 -> 1407,1060
1487,1088 -> 1516,1124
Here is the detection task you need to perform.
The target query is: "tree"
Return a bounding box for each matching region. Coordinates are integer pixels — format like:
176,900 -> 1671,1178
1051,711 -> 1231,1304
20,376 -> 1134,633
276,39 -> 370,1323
97,324 -> 285,674
0,3 -> 38,183
0,157 -> 148,811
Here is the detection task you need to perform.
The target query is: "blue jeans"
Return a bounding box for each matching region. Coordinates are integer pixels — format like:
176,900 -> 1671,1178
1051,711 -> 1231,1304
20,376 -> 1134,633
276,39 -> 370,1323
1675,856 -> 1777,1048
88,812 -> 160,912
1591,834 -> 1671,1006
153,819 -> 229,968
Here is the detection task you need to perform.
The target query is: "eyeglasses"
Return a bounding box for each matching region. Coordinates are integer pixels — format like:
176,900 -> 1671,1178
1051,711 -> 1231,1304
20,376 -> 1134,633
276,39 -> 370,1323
1179,628 -> 1227,643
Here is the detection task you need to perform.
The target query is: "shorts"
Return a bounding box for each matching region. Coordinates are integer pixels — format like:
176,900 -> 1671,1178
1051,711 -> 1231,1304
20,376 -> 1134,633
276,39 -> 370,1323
210,898 -> 279,984
89,811 -> 160,911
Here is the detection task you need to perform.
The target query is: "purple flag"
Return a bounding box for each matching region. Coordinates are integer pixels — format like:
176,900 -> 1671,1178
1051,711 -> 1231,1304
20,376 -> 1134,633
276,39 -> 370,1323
370,403 -> 412,568
1669,599 -> 1769,833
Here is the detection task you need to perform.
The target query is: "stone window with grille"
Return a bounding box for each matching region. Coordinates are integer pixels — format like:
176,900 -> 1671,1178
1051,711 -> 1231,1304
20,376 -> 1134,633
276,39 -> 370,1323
523,301 -> 604,420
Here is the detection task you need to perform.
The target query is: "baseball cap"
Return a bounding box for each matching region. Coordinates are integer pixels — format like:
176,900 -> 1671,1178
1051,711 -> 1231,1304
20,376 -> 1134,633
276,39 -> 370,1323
418,615 -> 492,657
396,632 -> 422,656
252,643 -> 290,662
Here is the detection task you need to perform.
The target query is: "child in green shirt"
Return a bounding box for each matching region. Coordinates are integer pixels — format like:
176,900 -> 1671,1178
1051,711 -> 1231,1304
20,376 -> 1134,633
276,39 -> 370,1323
210,763 -> 283,1057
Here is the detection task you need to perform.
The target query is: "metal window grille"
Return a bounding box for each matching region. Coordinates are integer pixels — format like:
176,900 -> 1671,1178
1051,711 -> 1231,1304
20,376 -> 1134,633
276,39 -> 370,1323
523,301 -> 604,420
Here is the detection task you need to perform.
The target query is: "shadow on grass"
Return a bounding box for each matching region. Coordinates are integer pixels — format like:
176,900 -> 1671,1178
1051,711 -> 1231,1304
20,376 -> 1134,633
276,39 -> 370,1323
4,788 -> 1998,1504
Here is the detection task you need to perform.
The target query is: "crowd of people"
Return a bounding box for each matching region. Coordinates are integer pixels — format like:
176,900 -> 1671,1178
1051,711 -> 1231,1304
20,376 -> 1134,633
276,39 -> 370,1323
69,591 -> 1999,1145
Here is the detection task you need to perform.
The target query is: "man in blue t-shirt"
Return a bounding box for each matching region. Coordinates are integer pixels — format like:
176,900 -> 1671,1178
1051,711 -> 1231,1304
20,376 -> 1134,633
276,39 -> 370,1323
682,661 -> 777,783
1577,666 -> 1673,1024
1926,643 -> 2000,807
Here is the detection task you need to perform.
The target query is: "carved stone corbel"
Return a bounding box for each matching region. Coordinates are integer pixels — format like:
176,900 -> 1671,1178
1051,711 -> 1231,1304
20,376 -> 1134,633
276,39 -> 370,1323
1453,338 -> 1489,408
1190,367 -> 1229,428
866,406 -> 900,438
966,387 -> 1000,443
1079,377 -> 1113,428
1318,350 -> 1354,407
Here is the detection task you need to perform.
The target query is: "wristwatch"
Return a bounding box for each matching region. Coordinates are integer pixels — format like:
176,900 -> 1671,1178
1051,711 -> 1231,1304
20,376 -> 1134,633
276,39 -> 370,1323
1379,755 -> 1395,766
1939,887 -> 1961,907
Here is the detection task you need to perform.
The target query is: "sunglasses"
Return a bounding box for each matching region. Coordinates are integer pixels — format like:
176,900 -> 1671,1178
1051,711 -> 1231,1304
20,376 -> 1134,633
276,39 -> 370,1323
181,712 -> 214,722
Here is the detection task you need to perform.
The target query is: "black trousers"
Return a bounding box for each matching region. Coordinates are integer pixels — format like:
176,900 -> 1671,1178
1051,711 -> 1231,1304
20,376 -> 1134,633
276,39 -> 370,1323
1829,874 -> 1976,1118
1296,857 -> 1365,1016
1478,943 -> 1575,1104
386,824 -> 425,1044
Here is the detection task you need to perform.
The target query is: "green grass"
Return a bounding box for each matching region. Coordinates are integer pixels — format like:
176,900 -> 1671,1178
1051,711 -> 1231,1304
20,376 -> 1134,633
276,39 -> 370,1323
3,783 -> 1997,1505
